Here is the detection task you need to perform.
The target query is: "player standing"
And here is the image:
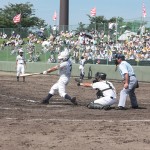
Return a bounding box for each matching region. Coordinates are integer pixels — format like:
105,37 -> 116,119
79,56 -> 87,81
16,49 -> 26,82
41,49 -> 78,105
115,53 -> 139,110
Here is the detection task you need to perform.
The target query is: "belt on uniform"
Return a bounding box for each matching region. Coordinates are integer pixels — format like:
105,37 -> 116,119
130,74 -> 135,77
19,63 -> 23,64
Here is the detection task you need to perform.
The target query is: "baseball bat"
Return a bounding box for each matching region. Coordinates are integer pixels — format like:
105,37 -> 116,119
20,72 -> 43,77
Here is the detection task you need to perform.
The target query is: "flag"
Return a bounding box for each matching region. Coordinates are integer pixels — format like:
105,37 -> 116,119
13,14 -> 21,23
142,2 -> 146,18
90,7 -> 96,17
53,11 -> 57,21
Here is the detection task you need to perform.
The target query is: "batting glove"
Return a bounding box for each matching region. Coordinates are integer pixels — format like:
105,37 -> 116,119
43,71 -> 47,74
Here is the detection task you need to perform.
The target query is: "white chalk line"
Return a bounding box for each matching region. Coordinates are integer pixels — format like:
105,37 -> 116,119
1,94 -> 150,105
0,105 -> 64,111
0,94 -> 71,104
0,107 -> 19,110
0,94 -> 38,103
4,118 -> 150,123
1,95 -> 150,123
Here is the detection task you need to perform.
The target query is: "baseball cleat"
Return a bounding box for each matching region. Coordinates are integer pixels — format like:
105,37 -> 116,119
41,99 -> 49,105
115,106 -> 127,110
131,106 -> 139,109
75,78 -> 82,83
71,97 -> 78,105
103,105 -> 111,110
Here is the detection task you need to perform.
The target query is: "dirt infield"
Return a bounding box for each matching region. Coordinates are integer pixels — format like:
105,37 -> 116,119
0,73 -> 150,150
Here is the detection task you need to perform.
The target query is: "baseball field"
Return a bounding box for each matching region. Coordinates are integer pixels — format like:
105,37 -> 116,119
0,72 -> 150,150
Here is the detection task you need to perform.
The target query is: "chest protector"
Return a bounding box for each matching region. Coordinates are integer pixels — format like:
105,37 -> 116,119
96,81 -> 113,98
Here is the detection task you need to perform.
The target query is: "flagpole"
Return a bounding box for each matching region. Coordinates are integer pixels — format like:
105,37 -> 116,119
116,17 -> 118,44
90,7 -> 96,33
141,1 -> 146,37
142,1 -> 144,28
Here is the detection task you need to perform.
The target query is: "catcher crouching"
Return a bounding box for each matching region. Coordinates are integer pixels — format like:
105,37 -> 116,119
76,72 -> 117,110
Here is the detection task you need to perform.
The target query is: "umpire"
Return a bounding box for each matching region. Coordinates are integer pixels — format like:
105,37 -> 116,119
115,53 -> 139,110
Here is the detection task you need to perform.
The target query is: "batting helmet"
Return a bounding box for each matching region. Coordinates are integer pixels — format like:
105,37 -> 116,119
58,49 -> 69,61
95,72 -> 107,80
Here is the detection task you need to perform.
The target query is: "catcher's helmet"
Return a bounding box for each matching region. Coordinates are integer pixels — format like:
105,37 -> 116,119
95,72 -> 107,80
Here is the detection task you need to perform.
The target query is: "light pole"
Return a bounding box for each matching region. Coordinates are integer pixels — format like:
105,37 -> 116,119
59,0 -> 69,32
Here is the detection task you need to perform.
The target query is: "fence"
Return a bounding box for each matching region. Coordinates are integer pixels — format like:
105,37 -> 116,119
0,19 -> 150,66
0,18 -> 150,39
0,44 -> 150,66
0,61 -> 150,82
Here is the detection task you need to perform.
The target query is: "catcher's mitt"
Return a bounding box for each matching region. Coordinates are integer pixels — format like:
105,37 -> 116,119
93,79 -> 98,83
75,78 -> 82,86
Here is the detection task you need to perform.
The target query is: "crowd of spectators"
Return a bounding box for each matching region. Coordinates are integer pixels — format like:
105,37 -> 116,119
0,28 -> 150,64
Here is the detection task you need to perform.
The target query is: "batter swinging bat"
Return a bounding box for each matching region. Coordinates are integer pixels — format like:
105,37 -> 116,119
20,72 -> 43,77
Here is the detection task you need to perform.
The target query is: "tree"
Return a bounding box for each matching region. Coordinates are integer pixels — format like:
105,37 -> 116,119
88,15 -> 107,24
87,15 -> 108,31
76,22 -> 86,32
0,2 -> 47,28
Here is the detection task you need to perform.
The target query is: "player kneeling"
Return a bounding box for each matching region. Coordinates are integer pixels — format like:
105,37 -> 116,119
77,72 -> 117,110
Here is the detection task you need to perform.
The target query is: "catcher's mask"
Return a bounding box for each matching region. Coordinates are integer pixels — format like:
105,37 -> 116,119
95,72 -> 107,81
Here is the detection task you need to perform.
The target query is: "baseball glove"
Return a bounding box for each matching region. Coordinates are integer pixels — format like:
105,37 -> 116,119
75,78 -> 82,86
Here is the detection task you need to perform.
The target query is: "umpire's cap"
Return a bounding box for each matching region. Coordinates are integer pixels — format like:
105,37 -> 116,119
81,56 -> 84,59
115,53 -> 125,60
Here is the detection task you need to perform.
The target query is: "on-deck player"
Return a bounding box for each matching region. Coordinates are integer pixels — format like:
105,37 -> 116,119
16,48 -> 26,82
79,56 -> 87,81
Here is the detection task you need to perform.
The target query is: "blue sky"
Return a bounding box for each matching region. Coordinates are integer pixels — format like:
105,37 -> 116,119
0,0 -> 149,26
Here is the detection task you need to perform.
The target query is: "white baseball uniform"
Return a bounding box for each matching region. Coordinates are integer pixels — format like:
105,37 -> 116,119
92,80 -> 117,106
16,54 -> 26,76
79,58 -> 86,79
49,59 -> 72,98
